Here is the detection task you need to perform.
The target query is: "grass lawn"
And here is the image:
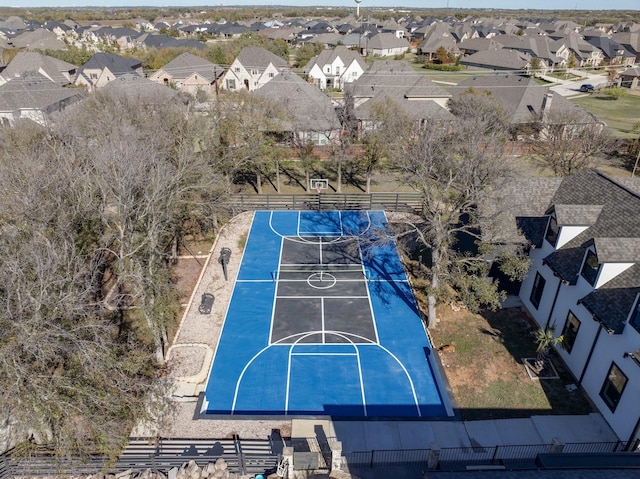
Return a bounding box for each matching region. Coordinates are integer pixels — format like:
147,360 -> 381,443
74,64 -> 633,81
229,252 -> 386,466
570,92 -> 640,138
428,305 -> 595,421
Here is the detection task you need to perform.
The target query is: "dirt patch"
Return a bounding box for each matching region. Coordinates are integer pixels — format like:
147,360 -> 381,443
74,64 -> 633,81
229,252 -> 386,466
171,257 -> 204,300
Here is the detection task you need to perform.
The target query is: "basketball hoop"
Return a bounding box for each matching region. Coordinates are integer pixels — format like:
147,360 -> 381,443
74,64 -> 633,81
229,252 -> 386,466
315,183 -> 323,195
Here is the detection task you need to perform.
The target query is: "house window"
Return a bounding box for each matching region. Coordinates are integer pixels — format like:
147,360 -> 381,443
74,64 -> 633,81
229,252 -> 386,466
336,66 -> 340,75
599,362 -> 627,412
327,67 -> 331,73
530,272 -> 546,309
226,79 -> 236,89
235,67 -> 240,72
561,311 -> 580,353
629,297 -> 640,333
269,72 -> 274,78
581,249 -> 599,286
545,215 -> 559,247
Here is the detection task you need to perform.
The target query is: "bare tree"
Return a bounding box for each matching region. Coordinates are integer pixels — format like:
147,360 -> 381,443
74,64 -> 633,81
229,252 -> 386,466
373,93 -> 518,325
527,108 -> 613,176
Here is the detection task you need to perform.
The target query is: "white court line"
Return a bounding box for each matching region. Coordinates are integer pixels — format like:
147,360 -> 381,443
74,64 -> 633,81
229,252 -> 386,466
321,297 -> 325,343
277,295 -> 369,299
361,239 -> 380,345
291,352 -> 358,356
355,345 -> 367,416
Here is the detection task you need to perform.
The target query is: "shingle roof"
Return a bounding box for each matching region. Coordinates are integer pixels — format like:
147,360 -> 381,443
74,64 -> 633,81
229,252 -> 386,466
483,177 -> 563,245
1,51 -> 77,86
236,46 -> 288,71
541,170 -> 640,330
351,60 -> 451,99
0,72 -> 84,111
254,71 -> 339,132
460,49 -> 531,71
79,52 -> 141,75
452,74 -> 588,125
157,52 -> 222,81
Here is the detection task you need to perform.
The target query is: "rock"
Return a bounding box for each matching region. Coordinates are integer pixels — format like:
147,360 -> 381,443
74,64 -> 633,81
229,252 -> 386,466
115,469 -> 133,479
137,468 -> 154,479
214,458 -> 227,471
205,462 -> 217,475
186,460 -> 200,475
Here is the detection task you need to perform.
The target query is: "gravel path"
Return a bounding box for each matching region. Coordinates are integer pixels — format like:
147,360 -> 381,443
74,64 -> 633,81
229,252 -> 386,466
145,211 -> 292,440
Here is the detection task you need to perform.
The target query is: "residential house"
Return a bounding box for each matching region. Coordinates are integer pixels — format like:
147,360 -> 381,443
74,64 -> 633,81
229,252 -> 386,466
149,52 -> 223,97
347,60 -> 453,135
102,73 -> 179,105
493,34 -> 559,72
0,52 -> 77,86
220,46 -> 287,92
584,34 -> 636,66
254,70 -> 341,147
516,169 -> 640,446
417,23 -> 460,61
303,45 -> 366,91
75,52 -> 143,91
619,66 -> 640,89
360,32 -> 410,57
548,33 -> 604,68
0,72 -> 84,126
458,37 -> 503,56
452,74 -> 597,139
459,49 -> 532,73
8,28 -> 67,51
611,31 -> 640,64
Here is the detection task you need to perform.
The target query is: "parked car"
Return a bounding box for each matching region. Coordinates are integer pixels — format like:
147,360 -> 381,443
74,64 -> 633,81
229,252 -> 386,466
580,84 -> 595,92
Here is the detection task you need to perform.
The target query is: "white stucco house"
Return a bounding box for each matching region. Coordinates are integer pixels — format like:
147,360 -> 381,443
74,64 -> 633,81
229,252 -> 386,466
219,46 -> 287,92
303,45 -> 366,91
516,169 -> 640,449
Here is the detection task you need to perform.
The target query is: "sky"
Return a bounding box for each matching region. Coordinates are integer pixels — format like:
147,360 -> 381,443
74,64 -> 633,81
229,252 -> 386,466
7,0 -> 639,11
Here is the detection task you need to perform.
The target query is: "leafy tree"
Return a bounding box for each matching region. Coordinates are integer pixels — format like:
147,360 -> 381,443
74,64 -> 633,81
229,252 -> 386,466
567,52 -> 577,69
604,85 -> 627,100
295,42 -> 325,68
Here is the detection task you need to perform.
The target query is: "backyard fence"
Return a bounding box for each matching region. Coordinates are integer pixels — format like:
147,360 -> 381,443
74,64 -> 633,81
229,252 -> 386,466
226,192 -> 423,214
342,440 -> 632,471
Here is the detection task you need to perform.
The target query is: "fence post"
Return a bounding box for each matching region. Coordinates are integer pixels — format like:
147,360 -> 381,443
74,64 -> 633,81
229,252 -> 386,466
370,450 -> 375,468
427,444 -> 440,470
550,437 -> 564,454
330,441 -> 342,471
282,446 -> 294,479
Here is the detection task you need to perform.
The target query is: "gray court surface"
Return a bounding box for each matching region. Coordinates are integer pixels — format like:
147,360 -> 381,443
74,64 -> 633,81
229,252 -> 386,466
270,236 -> 376,345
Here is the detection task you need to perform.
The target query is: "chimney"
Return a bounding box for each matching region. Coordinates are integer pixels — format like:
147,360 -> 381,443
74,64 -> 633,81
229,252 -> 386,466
541,91 -> 553,121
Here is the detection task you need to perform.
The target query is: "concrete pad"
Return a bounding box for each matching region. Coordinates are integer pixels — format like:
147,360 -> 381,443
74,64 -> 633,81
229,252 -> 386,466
360,422 -> 403,450
291,418 -> 334,438
396,422 -> 438,449
332,421 -> 368,451
531,413 -> 618,444
463,420 -> 501,447
429,421 -> 471,448
493,418 -> 545,445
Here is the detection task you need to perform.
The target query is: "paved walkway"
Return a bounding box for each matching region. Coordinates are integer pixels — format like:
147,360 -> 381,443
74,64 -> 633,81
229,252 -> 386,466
294,413 -> 618,452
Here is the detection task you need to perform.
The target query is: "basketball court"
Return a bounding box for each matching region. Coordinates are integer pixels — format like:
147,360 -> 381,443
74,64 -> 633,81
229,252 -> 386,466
201,210 -> 452,418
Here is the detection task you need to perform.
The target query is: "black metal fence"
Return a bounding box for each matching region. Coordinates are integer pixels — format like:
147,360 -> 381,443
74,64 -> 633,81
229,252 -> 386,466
226,192 -> 423,214
342,441 -> 631,471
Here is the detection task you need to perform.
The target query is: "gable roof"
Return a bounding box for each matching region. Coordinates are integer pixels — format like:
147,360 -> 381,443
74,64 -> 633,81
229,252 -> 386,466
1,51 -> 77,86
364,32 -> 410,50
156,52 -> 222,81
235,46 -> 288,71
102,73 -> 179,104
8,28 -> 67,50
0,71 -> 84,112
304,45 -> 366,74
79,52 -> 141,75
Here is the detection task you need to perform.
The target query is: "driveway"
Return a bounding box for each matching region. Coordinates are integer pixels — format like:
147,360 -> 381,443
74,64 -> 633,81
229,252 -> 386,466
547,70 -> 609,97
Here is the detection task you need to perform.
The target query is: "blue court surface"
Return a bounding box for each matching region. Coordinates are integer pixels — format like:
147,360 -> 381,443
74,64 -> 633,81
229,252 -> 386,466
201,210 -> 453,418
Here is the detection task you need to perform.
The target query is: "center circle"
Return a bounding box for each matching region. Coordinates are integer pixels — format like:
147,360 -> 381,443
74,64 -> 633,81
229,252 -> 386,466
307,272 -> 337,289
